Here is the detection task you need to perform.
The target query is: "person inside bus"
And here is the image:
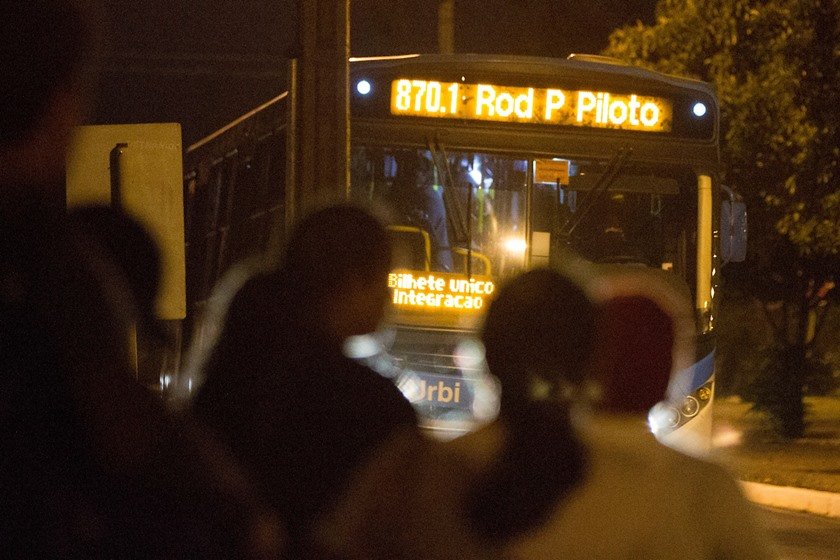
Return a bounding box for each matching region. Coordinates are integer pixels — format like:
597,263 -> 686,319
192,203 -> 418,556
0,2 -> 283,557
585,193 -> 648,265
391,150 -> 454,271
313,268 -> 598,559
504,268 -> 777,559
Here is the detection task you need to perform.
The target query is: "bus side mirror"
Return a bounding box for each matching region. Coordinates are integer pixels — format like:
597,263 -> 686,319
721,186 -> 747,263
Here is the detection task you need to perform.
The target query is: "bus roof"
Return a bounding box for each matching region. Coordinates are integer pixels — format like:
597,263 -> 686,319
349,53 -> 715,98
188,53 -> 716,163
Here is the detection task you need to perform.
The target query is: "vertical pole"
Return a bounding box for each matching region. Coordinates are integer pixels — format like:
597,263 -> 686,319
466,179 -> 472,277
285,59 -> 299,229
294,0 -> 350,218
128,322 -> 139,378
109,142 -> 139,378
696,174 -> 713,330
438,0 -> 454,54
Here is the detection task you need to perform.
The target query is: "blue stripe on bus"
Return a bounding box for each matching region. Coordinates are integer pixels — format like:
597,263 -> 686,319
667,350 -> 715,401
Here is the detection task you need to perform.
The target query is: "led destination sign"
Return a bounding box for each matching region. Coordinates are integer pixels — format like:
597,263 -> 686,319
391,78 -> 673,132
388,269 -> 495,313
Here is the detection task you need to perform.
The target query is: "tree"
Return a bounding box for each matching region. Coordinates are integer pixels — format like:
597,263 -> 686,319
603,0 -> 840,437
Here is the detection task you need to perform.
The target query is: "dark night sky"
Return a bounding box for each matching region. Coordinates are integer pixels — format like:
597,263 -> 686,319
94,1 -> 657,144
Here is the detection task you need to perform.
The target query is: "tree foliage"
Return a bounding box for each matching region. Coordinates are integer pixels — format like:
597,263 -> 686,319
604,0 -> 840,436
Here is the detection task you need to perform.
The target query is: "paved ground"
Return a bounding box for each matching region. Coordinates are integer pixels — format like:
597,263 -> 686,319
711,395 -> 840,494
760,506 -> 840,559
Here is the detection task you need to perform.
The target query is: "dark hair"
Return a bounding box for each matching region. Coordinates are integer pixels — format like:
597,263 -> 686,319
195,203 -> 391,392
68,204 -> 164,339
0,1 -> 101,146
468,268 -> 597,542
279,203 -> 391,303
393,150 -> 435,189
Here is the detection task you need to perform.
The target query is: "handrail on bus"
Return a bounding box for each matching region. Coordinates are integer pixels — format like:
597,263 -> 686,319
452,247 -> 492,276
387,225 -> 432,271
428,138 -> 469,244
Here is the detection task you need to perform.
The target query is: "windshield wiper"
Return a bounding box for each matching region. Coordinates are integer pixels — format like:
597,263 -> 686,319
427,137 -> 473,276
561,147 -> 632,238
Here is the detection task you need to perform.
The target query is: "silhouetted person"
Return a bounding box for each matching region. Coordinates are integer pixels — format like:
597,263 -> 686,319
463,268 -> 595,540
0,3 -> 282,557
68,205 -> 165,341
193,203 -> 418,556
507,268 -> 777,559
314,268 -> 598,559
587,194 -> 647,265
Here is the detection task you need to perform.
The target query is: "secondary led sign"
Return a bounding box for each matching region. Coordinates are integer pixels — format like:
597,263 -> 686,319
388,269 -> 495,313
391,79 -> 672,132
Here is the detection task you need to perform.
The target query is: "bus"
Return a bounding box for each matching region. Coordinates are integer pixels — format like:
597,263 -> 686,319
177,53 -> 731,447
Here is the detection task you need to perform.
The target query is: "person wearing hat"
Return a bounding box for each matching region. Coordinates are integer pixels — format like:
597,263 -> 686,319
506,268 -> 777,560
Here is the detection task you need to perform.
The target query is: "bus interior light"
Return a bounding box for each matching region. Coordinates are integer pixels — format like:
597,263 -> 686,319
468,168 -> 482,186
356,79 -> 372,95
692,102 -> 707,117
503,236 -> 528,255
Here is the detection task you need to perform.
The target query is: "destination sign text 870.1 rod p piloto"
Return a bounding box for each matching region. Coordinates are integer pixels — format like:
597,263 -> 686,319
390,78 -> 673,132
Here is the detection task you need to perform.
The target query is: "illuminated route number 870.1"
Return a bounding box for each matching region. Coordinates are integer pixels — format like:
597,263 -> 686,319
394,79 -> 460,115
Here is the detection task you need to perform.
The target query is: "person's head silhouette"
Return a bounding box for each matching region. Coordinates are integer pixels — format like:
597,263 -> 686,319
0,1 -> 101,187
68,205 -> 167,342
468,268 -> 597,542
591,268 -> 695,417
481,268 -> 597,414
280,203 -> 393,342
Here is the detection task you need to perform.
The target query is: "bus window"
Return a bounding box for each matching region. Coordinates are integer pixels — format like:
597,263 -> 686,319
533,159 -> 698,303
392,150 -> 454,271
351,147 -> 528,282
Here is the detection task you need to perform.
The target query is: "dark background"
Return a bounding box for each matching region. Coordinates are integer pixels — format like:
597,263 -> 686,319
94,1 -> 657,145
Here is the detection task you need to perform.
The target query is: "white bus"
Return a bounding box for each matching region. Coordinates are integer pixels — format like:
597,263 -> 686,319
181,53 -> 743,446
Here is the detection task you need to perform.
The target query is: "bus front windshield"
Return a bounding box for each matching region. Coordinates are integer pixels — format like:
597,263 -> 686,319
533,158 -> 698,293
352,147 -> 698,299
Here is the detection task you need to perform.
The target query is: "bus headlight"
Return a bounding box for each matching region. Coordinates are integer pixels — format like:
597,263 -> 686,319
343,333 -> 381,358
648,401 -> 681,434
681,396 -> 700,417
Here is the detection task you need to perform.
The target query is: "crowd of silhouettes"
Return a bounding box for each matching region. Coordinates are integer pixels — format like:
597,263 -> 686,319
313,268 -> 596,559
1,2 -> 777,559
313,268 -> 775,560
